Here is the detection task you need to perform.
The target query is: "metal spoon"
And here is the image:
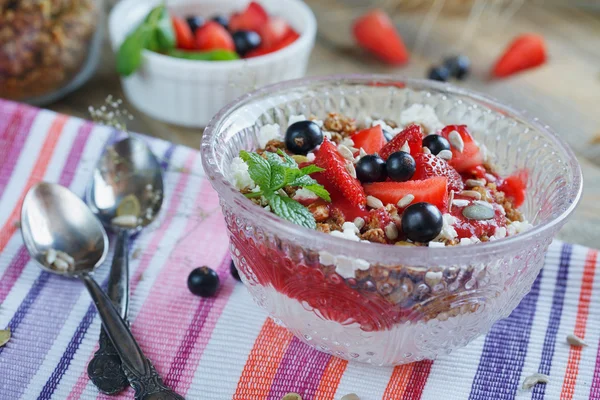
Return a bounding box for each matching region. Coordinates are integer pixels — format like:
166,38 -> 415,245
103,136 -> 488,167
21,182 -> 182,400
85,136 -> 164,394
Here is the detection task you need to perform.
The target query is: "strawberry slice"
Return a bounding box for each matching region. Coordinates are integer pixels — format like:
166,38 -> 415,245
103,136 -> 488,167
195,21 -> 235,51
258,16 -> 294,48
229,1 -> 269,32
378,124 -> 423,160
498,170 -> 527,208
172,16 -> 196,50
440,125 -> 483,173
413,153 -> 464,192
312,172 -> 368,220
315,139 -> 367,207
364,177 -> 448,212
352,9 -> 409,65
246,31 -> 300,58
492,34 -> 546,78
351,125 -> 386,155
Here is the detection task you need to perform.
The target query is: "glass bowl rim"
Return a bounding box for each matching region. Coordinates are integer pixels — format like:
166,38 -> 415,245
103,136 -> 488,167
201,74 -> 583,259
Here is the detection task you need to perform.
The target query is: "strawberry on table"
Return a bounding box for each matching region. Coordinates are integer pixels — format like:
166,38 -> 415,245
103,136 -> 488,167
172,16 -> 196,50
229,1 -> 269,32
351,125 -> 386,155
196,21 -> 235,51
352,9 -> 409,65
378,124 -> 423,160
412,153 -> 464,192
440,125 -> 483,173
364,177 -> 449,212
492,33 -> 547,78
315,139 -> 367,207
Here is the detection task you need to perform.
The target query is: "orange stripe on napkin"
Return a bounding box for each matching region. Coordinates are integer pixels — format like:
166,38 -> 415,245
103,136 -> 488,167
382,364 -> 415,398
559,249 -> 598,399
0,114 -> 67,253
313,357 -> 347,400
233,318 -> 294,399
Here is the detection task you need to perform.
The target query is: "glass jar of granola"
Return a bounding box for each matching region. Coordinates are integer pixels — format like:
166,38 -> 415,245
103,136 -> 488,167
0,0 -> 103,104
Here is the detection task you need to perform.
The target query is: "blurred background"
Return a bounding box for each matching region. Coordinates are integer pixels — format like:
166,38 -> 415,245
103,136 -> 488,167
1,0 -> 599,246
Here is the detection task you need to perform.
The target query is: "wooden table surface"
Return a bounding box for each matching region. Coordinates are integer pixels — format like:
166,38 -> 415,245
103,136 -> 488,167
48,2 -> 600,248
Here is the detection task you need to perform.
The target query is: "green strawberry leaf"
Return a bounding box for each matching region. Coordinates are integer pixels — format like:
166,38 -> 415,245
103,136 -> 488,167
266,193 -> 316,229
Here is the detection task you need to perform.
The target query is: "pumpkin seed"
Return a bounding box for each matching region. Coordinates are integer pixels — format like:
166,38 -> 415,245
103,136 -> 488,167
0,329 -> 10,347
341,394 -> 360,400
281,393 -> 302,400
116,194 -> 141,218
463,204 -> 495,220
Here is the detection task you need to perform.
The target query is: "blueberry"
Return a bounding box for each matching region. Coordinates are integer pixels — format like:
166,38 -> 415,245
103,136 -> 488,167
401,202 -> 443,243
212,15 -> 229,29
422,134 -> 451,155
443,55 -> 471,80
285,121 -> 323,155
186,16 -> 205,33
232,30 -> 261,56
356,155 -> 387,183
187,266 -> 220,297
428,65 -> 450,82
386,151 -> 415,182
230,260 -> 241,281
382,129 -> 394,142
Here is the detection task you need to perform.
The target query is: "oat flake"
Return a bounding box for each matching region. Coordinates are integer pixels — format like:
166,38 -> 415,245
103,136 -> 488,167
522,373 -> 549,390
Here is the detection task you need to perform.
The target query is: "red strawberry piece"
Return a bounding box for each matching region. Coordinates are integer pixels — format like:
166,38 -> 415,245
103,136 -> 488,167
195,21 -> 235,51
312,171 -> 368,220
352,9 -> 409,65
246,31 -> 299,58
413,153 -> 464,192
351,125 -> 386,155
172,16 -> 196,50
364,177 -> 448,212
258,16 -> 293,48
315,139 -> 367,207
498,170 -> 527,208
229,1 -> 269,32
378,124 -> 423,160
440,125 -> 483,173
492,33 -> 546,78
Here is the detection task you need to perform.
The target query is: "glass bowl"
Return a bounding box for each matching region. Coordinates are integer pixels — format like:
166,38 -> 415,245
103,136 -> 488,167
201,75 -> 582,366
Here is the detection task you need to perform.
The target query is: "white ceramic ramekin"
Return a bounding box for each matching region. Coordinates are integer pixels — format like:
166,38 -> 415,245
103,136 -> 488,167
108,0 -> 316,127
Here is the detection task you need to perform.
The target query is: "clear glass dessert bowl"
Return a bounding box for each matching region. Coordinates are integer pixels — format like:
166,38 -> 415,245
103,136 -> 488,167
201,75 -> 582,366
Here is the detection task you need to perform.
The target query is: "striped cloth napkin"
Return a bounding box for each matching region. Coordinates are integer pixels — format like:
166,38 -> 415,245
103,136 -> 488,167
0,99 -> 599,400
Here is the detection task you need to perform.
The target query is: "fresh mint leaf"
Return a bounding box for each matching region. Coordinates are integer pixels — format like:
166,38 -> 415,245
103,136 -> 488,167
277,150 -> 298,167
299,164 -> 324,175
266,193 -> 316,229
239,150 -> 272,190
303,184 -> 331,202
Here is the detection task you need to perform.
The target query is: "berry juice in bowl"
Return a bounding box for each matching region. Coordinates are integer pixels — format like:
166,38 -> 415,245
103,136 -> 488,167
201,75 -> 581,366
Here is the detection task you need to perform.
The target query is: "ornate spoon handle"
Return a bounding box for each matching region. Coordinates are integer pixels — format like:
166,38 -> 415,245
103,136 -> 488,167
82,274 -> 184,400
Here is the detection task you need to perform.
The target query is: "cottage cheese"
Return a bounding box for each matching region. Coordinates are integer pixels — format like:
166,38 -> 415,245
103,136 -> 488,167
329,222 -> 363,242
507,220 -> 533,236
319,250 -> 371,279
433,213 -> 459,242
399,104 -> 444,134
229,157 -> 255,190
293,188 -> 319,202
258,124 -> 282,148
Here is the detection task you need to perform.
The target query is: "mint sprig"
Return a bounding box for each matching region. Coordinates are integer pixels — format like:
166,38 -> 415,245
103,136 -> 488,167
239,150 -> 331,229
117,5 -> 175,76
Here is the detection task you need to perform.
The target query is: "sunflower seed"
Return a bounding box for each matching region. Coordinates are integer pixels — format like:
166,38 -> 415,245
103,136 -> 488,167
338,144 -> 355,161
460,190 -> 482,200
437,150 -> 453,160
53,258 -> 70,271
400,141 -> 410,153
0,329 -> 10,347
111,215 -> 139,228
56,250 -> 75,266
448,190 -> 454,212
346,162 -> 357,178
341,394 -> 360,400
397,194 -> 415,208
385,223 -> 399,240
466,178 -> 486,188
422,146 -> 432,155
567,334 -> 587,347
366,195 -> 384,209
522,373 -> 549,390
359,148 -> 368,158
353,217 -> 365,230
45,249 -> 57,265
448,130 -> 464,153
452,199 -> 470,207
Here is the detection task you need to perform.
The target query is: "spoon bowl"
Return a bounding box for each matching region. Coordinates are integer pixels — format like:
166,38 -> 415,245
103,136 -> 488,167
21,182 -> 108,276
87,136 -> 164,231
